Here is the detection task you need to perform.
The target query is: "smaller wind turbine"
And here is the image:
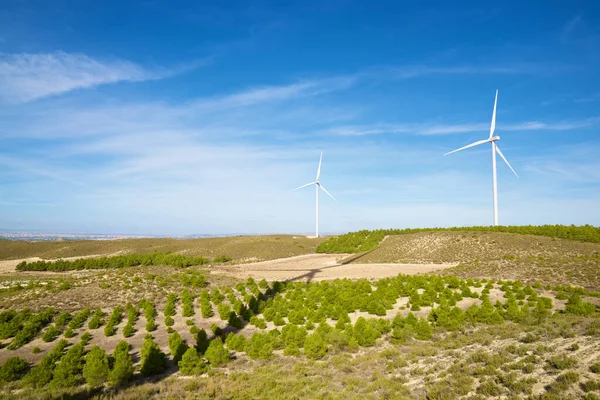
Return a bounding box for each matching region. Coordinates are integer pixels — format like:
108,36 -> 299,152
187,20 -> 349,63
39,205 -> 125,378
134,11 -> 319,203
291,152 -> 337,238
444,90 -> 518,226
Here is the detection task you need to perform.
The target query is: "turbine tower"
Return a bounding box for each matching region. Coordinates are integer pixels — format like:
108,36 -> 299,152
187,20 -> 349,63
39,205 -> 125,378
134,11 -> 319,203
444,90 -> 518,226
291,152 -> 337,237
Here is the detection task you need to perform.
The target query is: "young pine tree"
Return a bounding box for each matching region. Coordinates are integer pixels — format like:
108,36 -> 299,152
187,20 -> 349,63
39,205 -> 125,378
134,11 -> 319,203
83,346 -> 109,387
109,341 -> 134,386
140,337 -> 167,376
204,337 -> 230,367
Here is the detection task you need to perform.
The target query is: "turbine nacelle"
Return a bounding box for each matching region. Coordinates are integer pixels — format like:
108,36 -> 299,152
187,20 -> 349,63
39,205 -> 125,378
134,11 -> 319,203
490,135 -> 500,142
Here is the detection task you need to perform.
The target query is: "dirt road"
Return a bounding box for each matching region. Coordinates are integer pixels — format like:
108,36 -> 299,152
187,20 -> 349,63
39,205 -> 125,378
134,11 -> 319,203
212,253 -> 457,281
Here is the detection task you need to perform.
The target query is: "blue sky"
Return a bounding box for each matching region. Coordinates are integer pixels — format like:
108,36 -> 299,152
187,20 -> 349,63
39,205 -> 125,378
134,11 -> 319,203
0,0 -> 599,235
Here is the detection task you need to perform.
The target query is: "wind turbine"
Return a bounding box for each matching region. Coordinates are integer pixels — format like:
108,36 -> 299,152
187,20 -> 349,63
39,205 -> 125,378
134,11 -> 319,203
444,90 -> 518,226
291,152 -> 337,238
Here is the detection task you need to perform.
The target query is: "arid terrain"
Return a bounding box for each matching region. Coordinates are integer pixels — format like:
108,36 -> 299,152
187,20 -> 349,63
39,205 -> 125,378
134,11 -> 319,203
0,229 -> 599,400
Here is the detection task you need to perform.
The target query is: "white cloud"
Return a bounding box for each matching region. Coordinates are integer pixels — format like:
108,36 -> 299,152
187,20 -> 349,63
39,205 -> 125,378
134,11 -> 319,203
0,51 -> 204,103
323,118 -> 597,137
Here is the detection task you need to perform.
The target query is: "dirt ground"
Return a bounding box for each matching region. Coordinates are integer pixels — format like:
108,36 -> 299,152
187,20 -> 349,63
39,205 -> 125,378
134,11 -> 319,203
211,254 -> 457,281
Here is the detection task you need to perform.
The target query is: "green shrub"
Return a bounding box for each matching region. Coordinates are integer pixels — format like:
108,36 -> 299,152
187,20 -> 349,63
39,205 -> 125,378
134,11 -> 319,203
145,318 -> 156,332
218,303 -> 232,321
109,341 -> 134,386
64,328 -> 76,338
204,337 -> 230,367
55,312 -> 72,328
140,336 -> 167,376
304,332 -> 328,360
123,323 -> 134,338
225,333 -> 247,352
194,329 -> 210,354
80,331 -> 91,345
168,331 -> 189,363
582,380 -> 600,392
50,343 -> 85,388
0,357 -> 30,382
214,255 -> 232,263
546,354 -> 577,370
87,309 -> 104,329
246,333 -> 274,360
565,294 -> 596,316
7,307 -> 56,349
42,325 -> 60,342
353,317 -> 380,347
181,289 -> 195,317
178,347 -> 209,375
83,346 -> 109,387
68,308 -> 91,329
23,340 -> 68,387
591,362 -> 600,374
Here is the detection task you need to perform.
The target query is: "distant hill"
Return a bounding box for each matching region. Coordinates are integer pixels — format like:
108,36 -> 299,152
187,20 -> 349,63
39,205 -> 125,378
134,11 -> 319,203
0,235 -> 326,262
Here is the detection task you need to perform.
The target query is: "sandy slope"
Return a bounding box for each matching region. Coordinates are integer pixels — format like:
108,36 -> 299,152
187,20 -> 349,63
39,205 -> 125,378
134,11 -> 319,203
212,253 -> 457,281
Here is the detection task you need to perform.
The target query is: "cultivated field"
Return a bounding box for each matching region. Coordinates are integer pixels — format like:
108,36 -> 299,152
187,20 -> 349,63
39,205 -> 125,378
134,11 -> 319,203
0,229 -> 599,399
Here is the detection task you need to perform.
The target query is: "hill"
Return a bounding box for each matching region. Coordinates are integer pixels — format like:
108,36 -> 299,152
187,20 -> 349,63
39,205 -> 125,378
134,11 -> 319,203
350,231 -> 600,290
0,235 -> 325,263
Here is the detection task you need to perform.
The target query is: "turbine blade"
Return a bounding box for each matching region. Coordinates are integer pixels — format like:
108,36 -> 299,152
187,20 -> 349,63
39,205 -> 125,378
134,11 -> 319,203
316,151 -> 323,181
495,145 -> 519,177
443,139 -> 490,156
290,182 -> 316,192
318,184 -> 338,203
489,90 -> 498,139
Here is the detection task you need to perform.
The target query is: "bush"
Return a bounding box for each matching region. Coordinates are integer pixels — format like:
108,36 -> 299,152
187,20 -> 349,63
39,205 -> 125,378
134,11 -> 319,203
87,309 -> 104,329
204,337 -> 230,367
565,294 -> 596,316
165,316 -> 174,327
168,331 -> 189,363
50,343 -> 85,388
353,317 -> 380,347
42,325 -> 60,342
182,289 -> 195,317
109,341 -> 134,386
23,340 -> 68,387
214,255 -> 232,263
304,332 -> 328,360
80,332 -> 91,345
64,328 -> 76,338
195,329 -> 210,354
246,333 -> 274,360
123,323 -> 134,338
83,346 -> 109,387
140,337 -> 167,376
225,333 -> 247,352
68,308 -> 91,329
178,347 -> 209,375
0,357 -> 30,382
7,307 -> 56,349
546,354 -> 577,370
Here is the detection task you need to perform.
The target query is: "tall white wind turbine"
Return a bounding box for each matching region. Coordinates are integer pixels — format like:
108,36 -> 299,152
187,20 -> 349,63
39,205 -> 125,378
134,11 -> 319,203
291,152 -> 337,237
444,90 -> 518,226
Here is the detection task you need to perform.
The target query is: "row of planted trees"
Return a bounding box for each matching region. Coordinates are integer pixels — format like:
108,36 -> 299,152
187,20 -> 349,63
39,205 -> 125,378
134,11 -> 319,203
14,252 -> 225,271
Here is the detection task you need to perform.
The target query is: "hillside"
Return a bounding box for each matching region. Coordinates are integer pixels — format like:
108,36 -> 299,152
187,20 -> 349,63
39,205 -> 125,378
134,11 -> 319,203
0,235 -> 325,263
352,231 -> 600,290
